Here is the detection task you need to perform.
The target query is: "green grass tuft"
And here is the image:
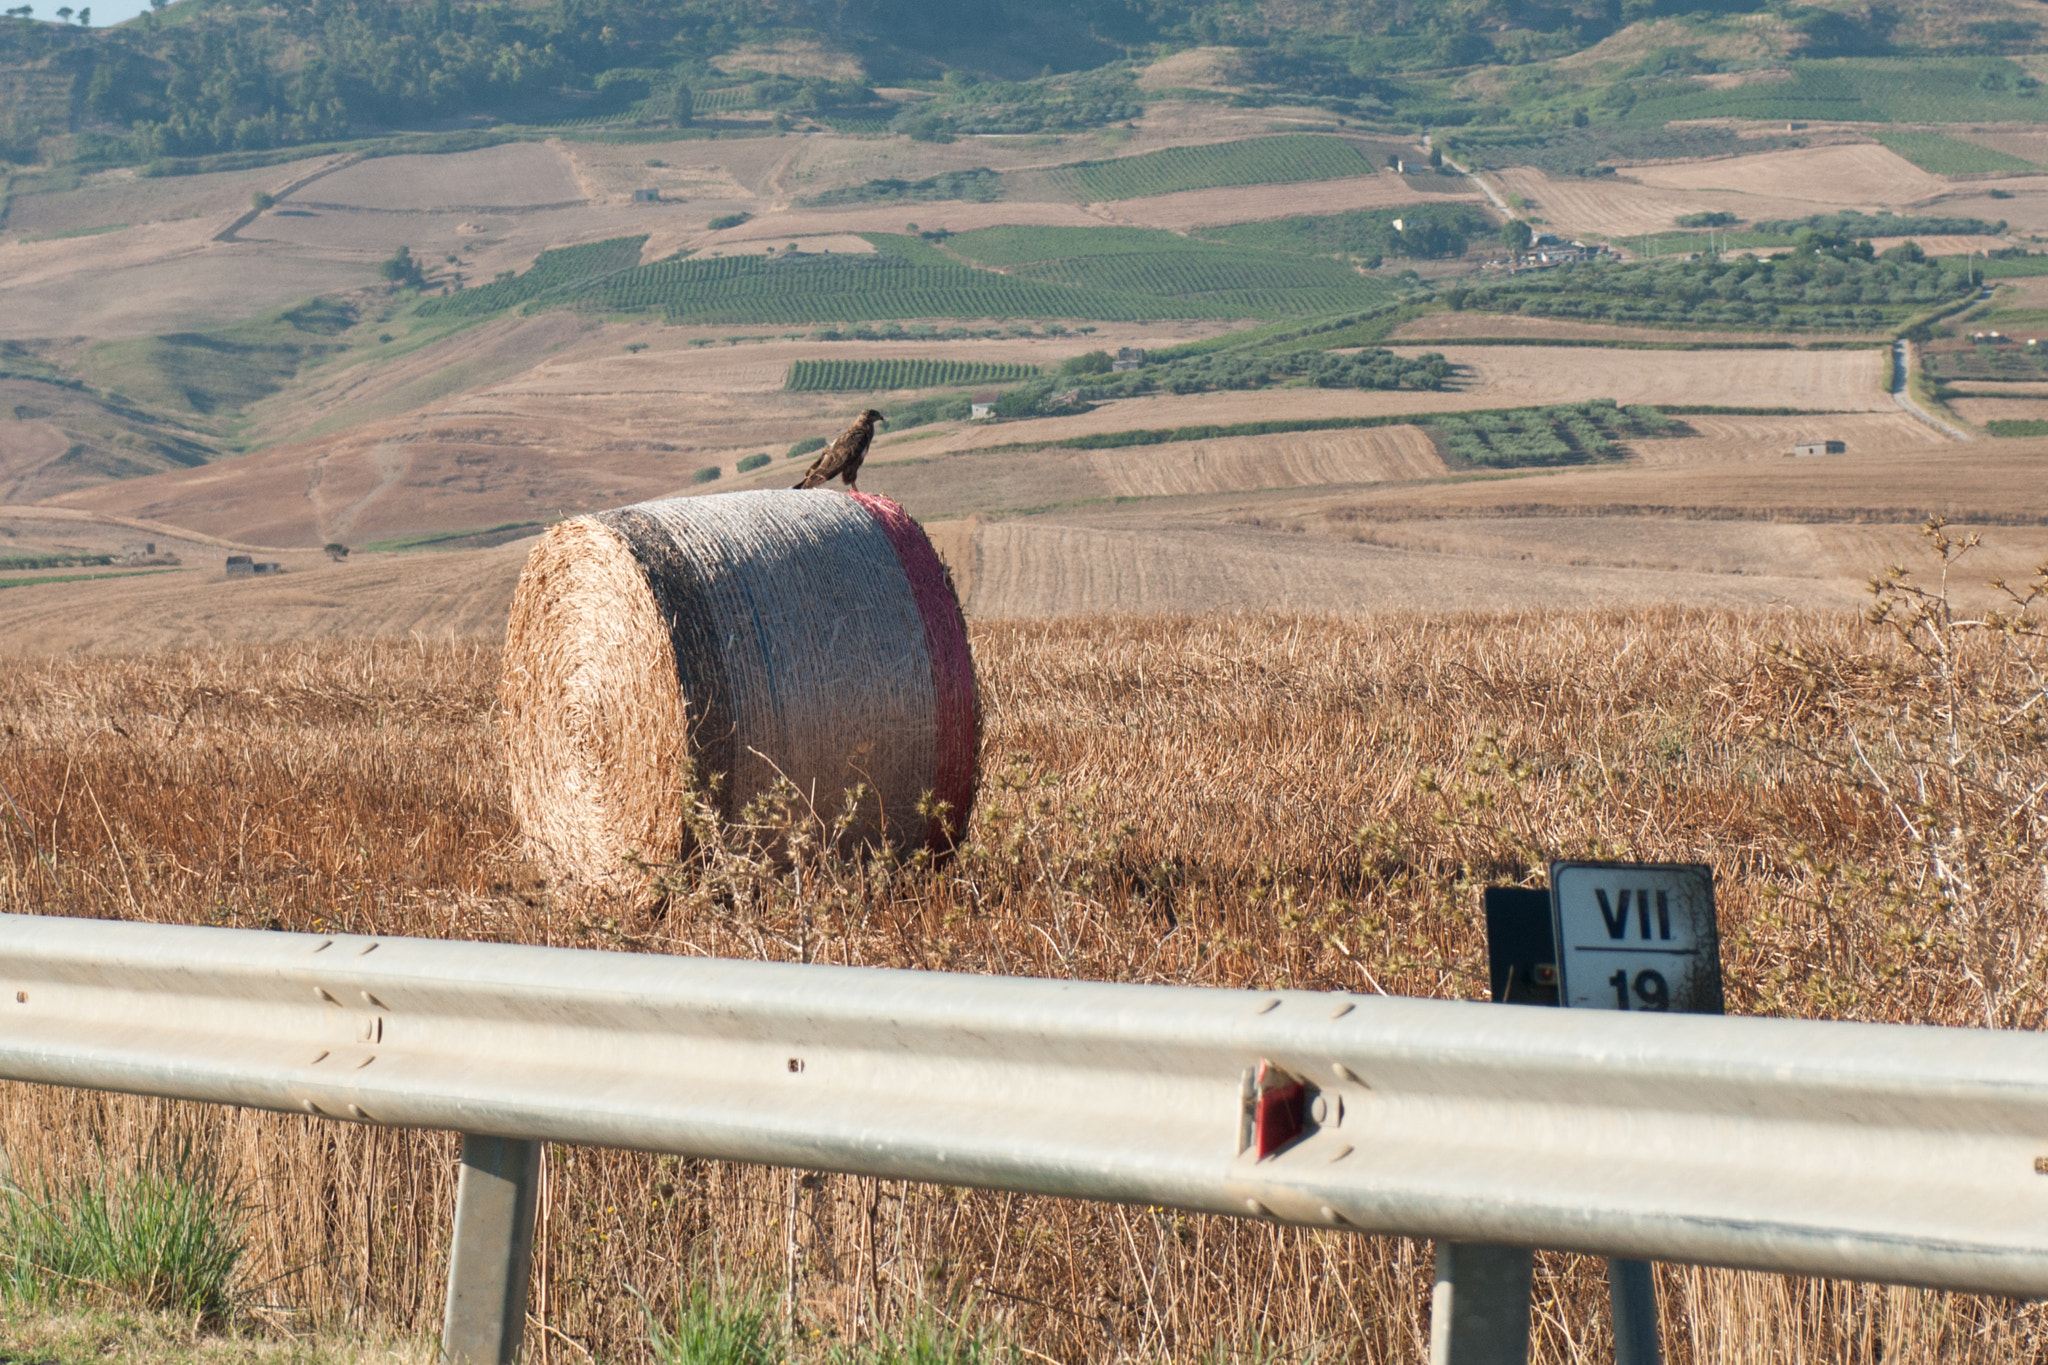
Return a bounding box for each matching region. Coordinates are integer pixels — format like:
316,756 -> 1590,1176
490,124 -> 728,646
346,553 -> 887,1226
0,1144 -> 247,1326
647,1284 -> 779,1365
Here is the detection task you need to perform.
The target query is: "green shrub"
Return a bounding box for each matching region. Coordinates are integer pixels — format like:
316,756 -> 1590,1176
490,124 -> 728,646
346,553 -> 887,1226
787,437 -> 827,459
0,1143 -> 247,1325
807,169 -> 1001,207
1986,418 -> 2048,436
708,213 -> 752,231
379,245 -> 425,289
1059,350 -> 1114,376
736,453 -> 770,472
691,466 -> 722,483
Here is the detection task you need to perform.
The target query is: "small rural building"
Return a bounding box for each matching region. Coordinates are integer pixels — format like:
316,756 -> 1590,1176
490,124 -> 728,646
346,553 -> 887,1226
225,556 -> 284,576
632,188 -> 661,203
1112,346 -> 1147,372
970,397 -> 996,420
1792,439 -> 1846,457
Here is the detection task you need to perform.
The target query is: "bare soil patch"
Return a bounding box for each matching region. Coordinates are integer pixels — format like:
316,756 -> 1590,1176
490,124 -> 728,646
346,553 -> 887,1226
305,142 -> 584,210
0,376 -> 217,502
241,202 -> 645,287
1135,48 -> 1241,91
3,163 -> 282,239
0,222 -> 373,341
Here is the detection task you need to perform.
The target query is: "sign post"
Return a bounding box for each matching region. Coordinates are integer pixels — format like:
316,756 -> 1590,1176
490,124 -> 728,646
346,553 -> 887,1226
1550,861 -> 1721,1365
1464,866 -> 1723,1365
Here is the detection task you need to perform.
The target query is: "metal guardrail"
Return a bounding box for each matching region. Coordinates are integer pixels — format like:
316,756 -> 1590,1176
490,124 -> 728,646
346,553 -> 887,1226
4,913 -> 2048,1362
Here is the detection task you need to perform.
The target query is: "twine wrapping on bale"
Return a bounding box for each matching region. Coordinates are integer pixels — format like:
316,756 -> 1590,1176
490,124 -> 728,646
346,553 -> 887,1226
501,489 -> 978,893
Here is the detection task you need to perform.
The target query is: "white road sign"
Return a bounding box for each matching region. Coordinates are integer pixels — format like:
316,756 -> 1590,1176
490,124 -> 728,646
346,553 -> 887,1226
1549,862 -> 1721,1014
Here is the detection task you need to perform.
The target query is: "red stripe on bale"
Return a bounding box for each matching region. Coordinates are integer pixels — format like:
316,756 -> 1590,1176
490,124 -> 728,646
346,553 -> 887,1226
850,492 -> 978,851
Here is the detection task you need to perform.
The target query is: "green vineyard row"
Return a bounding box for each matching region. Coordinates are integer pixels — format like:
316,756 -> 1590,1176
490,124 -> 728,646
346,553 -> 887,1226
786,358 -> 1044,391
418,232 -> 1401,326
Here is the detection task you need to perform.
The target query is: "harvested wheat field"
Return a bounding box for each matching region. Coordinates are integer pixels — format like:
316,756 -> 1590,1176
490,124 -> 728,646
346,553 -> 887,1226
1621,142 -> 1949,206
1626,411 -> 1948,465
1951,394 -> 2048,425
1264,442 -> 2048,527
964,514 -> 1859,614
0,542 -> 530,655
1484,169 -> 1821,242
2,583 -> 2045,1362
859,425 -> 1445,516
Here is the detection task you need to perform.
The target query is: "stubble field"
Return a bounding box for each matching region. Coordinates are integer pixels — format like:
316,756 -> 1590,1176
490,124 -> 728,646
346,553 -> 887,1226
2,571 -> 2045,1362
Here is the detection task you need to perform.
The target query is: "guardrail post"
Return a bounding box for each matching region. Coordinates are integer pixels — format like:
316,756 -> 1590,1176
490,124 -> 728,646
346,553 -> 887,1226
443,1134 -> 542,1365
1429,1242 -> 1532,1365
1609,1258 -> 1664,1365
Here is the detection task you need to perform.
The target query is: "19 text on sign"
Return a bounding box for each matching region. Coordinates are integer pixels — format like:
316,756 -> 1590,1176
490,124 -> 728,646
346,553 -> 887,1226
1553,861 -> 1722,1365
1550,862 -> 1721,1015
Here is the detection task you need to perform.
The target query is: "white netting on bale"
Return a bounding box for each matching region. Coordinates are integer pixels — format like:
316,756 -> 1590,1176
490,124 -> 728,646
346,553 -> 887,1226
501,489 -> 978,894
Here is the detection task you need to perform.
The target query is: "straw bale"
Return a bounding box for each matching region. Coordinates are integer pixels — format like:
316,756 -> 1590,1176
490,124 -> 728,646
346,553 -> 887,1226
501,489 -> 976,893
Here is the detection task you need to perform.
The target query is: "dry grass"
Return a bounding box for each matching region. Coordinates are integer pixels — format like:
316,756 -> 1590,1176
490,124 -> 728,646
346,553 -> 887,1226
2,529 -> 2046,1362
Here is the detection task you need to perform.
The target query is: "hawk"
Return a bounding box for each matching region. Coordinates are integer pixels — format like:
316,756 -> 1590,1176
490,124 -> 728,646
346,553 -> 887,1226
794,409 -> 885,492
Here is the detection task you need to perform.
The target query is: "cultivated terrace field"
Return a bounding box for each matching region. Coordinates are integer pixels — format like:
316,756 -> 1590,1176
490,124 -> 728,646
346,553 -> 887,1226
5,0 -> 2048,1357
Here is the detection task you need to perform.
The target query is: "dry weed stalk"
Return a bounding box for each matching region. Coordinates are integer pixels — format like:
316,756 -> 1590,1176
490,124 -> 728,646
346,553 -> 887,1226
1,600 -> 2046,1362
1763,519 -> 2048,1028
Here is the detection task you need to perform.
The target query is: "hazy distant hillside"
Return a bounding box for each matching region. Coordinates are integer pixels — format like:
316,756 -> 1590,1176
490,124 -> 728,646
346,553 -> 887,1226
2,0 -> 2045,170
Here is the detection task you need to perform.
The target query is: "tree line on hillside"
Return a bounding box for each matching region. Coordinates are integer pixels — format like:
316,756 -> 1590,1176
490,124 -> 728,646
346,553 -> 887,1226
1442,233 -> 1976,329
12,0 -> 2006,169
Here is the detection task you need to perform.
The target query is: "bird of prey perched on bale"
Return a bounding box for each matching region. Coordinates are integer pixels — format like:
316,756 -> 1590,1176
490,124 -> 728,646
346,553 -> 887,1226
794,409 -> 885,491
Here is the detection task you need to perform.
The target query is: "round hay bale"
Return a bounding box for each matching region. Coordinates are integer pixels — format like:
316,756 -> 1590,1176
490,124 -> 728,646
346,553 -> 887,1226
501,489 -> 978,892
